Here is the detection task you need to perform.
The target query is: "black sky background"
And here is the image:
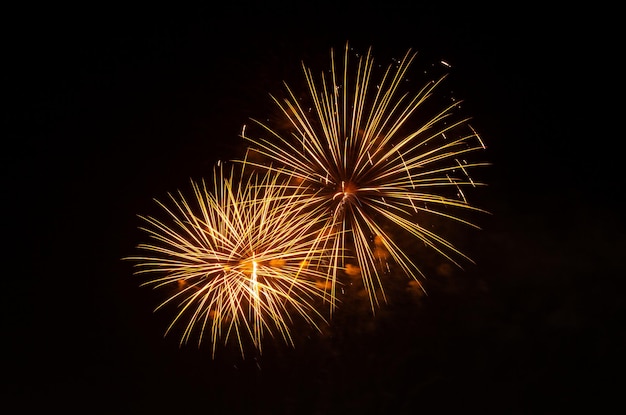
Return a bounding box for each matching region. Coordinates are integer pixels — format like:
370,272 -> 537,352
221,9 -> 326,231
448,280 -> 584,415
4,4 -> 623,414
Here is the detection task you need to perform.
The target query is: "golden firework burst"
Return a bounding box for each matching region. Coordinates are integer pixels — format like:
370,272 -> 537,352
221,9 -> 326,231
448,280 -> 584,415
239,42 -> 489,312
126,162 -> 340,357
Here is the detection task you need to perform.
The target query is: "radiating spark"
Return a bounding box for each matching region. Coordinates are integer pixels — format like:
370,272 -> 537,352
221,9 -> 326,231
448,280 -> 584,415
455,158 -> 476,187
238,42 -> 489,313
469,124 -> 486,149
447,173 -> 468,203
125,162 -> 340,358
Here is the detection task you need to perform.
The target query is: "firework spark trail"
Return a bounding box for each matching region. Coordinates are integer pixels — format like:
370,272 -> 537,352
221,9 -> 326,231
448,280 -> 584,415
126,162 -> 340,358
239,42 -> 490,313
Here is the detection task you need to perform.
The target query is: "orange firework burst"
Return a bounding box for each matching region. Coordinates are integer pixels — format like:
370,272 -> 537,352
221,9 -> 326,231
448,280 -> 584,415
239,42 -> 489,312
126,162 -> 339,357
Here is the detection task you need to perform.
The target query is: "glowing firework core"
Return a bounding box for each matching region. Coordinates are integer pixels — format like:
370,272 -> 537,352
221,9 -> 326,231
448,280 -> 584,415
333,180 -> 358,201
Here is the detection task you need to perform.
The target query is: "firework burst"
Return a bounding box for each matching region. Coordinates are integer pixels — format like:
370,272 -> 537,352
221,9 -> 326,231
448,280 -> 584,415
239,42 -> 489,312
126,162 -> 339,357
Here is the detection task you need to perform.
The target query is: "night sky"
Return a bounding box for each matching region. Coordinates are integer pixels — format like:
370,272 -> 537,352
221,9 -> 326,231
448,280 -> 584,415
5,4 -> 623,414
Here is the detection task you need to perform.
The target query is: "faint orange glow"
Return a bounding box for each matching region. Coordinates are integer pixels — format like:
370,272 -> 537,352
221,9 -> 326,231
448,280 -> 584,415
315,279 -> 332,290
373,235 -> 389,260
356,288 -> 369,298
239,260 -> 255,276
406,280 -> 425,296
374,247 -> 389,261
177,279 -> 187,289
436,262 -> 454,277
341,181 -> 358,195
269,258 -> 286,268
344,263 -> 361,277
